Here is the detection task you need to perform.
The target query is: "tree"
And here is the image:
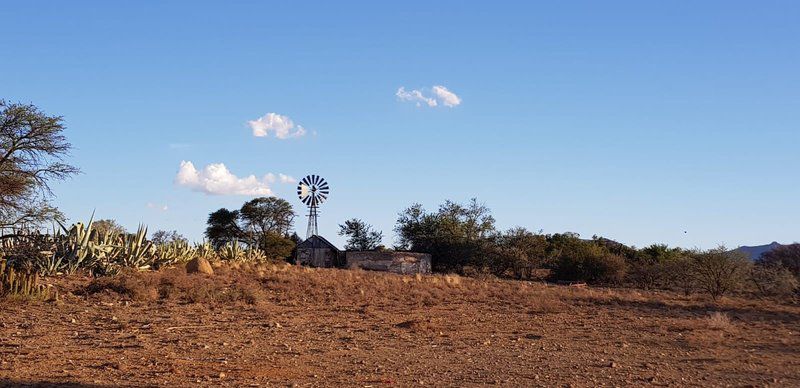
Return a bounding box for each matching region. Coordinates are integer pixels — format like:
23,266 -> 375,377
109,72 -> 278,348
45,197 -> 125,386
488,227 -> 548,279
395,198 -> 496,272
759,243 -> 800,279
150,229 -> 187,245
0,100 -> 79,229
205,208 -> 243,248
550,238 -> 627,284
205,197 -> 296,258
339,218 -> 383,250
689,246 -> 750,301
93,219 -> 127,237
239,197 -> 295,250
628,244 -> 686,289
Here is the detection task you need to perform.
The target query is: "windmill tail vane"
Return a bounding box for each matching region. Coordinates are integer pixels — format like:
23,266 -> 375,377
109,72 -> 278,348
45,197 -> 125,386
297,174 -> 329,239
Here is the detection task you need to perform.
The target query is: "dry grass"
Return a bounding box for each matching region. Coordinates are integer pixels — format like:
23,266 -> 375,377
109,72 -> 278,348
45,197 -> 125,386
702,311 -> 734,330
78,262 -> 569,316
2,263 -> 799,387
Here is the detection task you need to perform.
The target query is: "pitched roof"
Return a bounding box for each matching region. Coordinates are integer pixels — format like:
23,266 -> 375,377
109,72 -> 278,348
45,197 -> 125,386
297,234 -> 340,251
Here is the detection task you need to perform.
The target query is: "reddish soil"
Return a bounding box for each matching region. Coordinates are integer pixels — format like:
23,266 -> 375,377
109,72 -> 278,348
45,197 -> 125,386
1,263 -> 798,387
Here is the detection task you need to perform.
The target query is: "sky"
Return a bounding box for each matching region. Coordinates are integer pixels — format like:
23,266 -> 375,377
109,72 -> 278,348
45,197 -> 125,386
1,1 -> 798,249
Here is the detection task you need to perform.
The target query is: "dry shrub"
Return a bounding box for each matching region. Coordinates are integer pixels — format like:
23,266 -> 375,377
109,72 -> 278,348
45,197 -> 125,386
703,312 -> 734,331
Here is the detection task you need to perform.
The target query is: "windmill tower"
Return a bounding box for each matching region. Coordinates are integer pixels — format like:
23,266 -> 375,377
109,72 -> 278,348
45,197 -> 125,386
297,174 -> 329,238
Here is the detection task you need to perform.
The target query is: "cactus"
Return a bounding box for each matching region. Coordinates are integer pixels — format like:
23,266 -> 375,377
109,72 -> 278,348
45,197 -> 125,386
0,259 -> 52,299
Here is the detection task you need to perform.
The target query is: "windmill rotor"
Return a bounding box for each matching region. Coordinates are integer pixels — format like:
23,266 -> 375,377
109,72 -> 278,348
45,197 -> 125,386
297,174 -> 329,238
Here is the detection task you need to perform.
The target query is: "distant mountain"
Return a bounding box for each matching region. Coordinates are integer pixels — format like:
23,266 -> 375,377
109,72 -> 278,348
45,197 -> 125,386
735,242 -> 785,261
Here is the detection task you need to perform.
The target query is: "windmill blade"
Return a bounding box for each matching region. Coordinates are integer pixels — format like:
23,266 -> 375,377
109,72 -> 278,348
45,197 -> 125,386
298,184 -> 310,199
302,176 -> 311,186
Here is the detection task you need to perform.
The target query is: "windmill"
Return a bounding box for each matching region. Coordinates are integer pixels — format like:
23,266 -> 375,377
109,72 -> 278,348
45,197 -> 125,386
297,174 -> 329,238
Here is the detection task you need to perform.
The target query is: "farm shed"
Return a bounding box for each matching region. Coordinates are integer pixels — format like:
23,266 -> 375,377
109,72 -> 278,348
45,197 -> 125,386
345,251 -> 432,275
295,235 -> 342,268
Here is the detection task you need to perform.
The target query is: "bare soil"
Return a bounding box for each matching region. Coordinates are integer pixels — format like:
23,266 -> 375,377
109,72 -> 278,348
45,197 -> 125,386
1,263 -> 798,387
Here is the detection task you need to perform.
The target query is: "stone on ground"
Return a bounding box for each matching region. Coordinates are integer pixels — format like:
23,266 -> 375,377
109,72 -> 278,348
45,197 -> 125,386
186,257 -> 213,275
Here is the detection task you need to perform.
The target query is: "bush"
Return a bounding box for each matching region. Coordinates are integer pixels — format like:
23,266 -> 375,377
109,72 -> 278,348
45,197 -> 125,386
750,264 -> 798,297
689,247 -> 750,301
487,227 -> 548,279
551,241 -> 626,284
626,244 -> 686,289
758,243 -> 800,279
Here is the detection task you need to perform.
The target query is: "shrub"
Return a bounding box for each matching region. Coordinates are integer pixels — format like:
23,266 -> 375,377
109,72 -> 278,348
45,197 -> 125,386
689,247 -> 750,301
551,241 -> 626,284
627,244 -> 686,289
750,264 -> 798,297
487,227 -> 548,279
758,243 -> 800,279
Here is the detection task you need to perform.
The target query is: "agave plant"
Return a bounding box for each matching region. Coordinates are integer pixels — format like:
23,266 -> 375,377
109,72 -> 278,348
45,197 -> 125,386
111,224 -> 155,270
153,240 -> 197,268
244,247 -> 267,263
56,214 -> 108,274
219,241 -> 246,262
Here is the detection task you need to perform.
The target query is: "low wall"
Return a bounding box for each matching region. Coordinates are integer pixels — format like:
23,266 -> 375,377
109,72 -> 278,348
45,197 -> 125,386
345,251 -> 432,275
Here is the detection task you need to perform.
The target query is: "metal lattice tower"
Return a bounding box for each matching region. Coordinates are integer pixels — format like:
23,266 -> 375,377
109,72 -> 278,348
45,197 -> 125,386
297,174 -> 329,239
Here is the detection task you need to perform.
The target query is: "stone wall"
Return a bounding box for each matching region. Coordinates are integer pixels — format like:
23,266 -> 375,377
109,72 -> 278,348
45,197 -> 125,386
345,251 -> 432,275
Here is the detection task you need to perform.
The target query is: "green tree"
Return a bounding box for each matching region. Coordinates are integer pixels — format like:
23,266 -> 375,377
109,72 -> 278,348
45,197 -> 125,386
550,238 -> 627,284
239,197 -> 295,240
395,198 -> 496,272
489,227 -> 548,279
205,208 -> 243,248
0,100 -> 79,229
339,218 -> 383,250
628,244 -> 686,289
239,197 -> 295,249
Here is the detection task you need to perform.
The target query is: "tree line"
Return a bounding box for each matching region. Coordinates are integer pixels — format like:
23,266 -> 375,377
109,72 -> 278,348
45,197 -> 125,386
1,100 -> 798,301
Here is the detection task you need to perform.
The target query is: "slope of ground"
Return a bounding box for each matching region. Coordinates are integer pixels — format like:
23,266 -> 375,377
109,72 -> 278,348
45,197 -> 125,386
1,263 -> 798,387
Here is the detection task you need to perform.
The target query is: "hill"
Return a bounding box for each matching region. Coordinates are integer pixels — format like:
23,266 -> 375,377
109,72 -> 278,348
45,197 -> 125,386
735,242 -> 785,260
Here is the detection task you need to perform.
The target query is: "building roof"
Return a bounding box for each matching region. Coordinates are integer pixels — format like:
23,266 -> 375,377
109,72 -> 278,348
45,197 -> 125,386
297,234 -> 340,251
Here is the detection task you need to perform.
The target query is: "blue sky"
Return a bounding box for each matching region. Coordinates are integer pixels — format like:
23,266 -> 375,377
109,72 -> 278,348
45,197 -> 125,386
2,1 -> 798,249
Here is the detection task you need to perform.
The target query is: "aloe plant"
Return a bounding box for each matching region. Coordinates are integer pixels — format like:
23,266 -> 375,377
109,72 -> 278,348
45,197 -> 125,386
112,224 -> 155,270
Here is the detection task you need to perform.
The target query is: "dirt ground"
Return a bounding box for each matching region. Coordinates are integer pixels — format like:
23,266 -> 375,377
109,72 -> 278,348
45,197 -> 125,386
1,263 -> 798,387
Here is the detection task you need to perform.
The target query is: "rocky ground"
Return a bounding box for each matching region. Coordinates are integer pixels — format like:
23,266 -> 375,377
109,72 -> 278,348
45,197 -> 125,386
1,263 -> 798,387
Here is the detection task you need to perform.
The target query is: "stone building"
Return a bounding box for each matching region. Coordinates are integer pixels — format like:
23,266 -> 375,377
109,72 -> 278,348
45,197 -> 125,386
345,251 -> 432,275
295,235 -> 432,275
295,235 -> 342,268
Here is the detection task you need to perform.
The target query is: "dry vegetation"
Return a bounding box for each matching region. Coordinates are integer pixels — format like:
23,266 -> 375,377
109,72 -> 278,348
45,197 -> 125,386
1,264 -> 799,387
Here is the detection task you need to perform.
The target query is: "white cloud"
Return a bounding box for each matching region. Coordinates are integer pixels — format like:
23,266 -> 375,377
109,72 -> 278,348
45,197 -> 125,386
431,85 -> 462,107
396,85 -> 461,108
396,87 -> 438,107
247,113 -> 307,139
175,161 -> 296,196
146,202 -> 169,211
279,173 -> 296,183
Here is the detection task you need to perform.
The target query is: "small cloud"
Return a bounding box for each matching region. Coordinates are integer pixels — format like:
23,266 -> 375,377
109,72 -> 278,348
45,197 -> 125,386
146,202 -> 169,211
396,87 -> 437,107
175,160 -> 274,196
396,85 -> 461,108
431,85 -> 462,107
279,173 -> 296,183
174,161 -> 295,196
247,113 -> 308,139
